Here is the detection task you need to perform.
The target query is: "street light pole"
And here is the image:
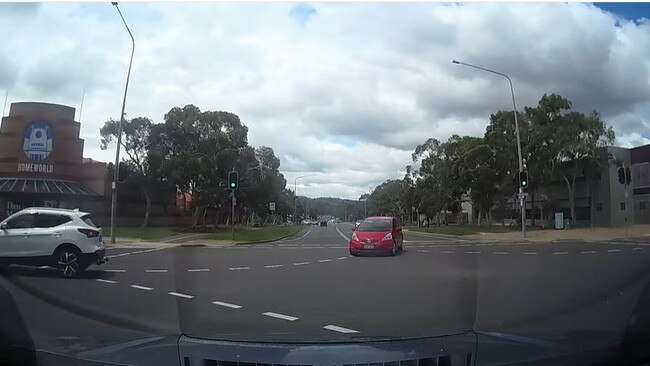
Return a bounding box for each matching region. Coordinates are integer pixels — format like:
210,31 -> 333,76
109,2 -> 135,244
294,174 -> 316,224
452,60 -> 526,237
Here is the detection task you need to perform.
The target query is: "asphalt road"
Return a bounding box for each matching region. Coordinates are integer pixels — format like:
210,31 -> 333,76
1,223 -> 650,359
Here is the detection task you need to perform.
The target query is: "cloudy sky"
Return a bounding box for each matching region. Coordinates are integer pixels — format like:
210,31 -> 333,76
1,2 -> 649,199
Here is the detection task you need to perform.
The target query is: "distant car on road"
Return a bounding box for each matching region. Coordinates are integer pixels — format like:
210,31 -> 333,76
320,220 -> 327,227
349,216 -> 403,256
0,207 -> 108,277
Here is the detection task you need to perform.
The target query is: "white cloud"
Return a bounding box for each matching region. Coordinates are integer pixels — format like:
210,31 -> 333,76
1,3 -> 650,198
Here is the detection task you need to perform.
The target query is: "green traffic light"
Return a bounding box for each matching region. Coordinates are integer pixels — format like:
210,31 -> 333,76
522,180 -> 527,186
230,182 -> 236,188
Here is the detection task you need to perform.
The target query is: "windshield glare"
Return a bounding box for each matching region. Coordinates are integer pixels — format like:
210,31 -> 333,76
358,219 -> 391,232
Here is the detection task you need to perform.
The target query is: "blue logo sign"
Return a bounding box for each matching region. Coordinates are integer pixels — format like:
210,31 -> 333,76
22,121 -> 54,161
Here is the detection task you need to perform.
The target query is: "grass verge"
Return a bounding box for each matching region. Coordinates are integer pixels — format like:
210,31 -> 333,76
203,225 -> 305,243
406,225 -> 514,236
101,227 -> 180,240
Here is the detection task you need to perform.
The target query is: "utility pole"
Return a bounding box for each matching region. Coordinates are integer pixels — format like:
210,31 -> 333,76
231,191 -> 235,241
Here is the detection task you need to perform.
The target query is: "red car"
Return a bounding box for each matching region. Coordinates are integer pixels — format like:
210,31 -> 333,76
349,216 -> 404,256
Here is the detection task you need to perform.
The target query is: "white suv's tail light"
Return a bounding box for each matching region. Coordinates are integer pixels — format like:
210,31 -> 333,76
382,233 -> 393,241
78,228 -> 100,238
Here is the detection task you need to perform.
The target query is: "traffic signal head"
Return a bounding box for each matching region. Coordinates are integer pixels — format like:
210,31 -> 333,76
618,167 -> 625,185
625,167 -> 632,185
228,171 -> 238,190
117,162 -> 128,183
519,171 -> 528,190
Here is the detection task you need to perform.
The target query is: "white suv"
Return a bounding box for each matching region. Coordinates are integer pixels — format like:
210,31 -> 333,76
0,207 -> 108,277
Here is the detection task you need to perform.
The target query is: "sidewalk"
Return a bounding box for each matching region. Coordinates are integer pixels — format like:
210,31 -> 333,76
464,224 -> 650,242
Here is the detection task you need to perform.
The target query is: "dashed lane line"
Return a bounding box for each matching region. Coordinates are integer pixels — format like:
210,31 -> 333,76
633,247 -> 643,251
229,267 -> 250,271
212,301 -> 242,309
264,264 -> 283,268
523,252 -> 538,255
318,259 -> 332,263
145,269 -> 168,273
103,269 -> 126,273
96,279 -> 117,284
130,284 -> 153,291
294,262 -> 310,266
581,251 -> 596,254
441,251 -> 453,254
607,249 -> 621,253
323,325 -> 359,334
553,252 -> 569,255
337,256 -> 348,260
466,251 -> 481,254
188,268 -> 210,272
493,252 -> 508,255
262,312 -> 299,321
168,292 -> 194,299
417,250 -> 430,253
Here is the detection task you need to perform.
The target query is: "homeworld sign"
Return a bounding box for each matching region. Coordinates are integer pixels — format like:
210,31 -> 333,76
18,120 -> 55,173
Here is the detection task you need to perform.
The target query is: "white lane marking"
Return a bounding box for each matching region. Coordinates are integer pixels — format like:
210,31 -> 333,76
493,252 -> 508,255
145,269 -> 168,273
103,269 -> 126,273
130,250 -> 145,254
335,225 -> 350,241
417,249 -> 430,253
161,233 -> 206,243
553,251 -> 569,255
116,253 -> 131,257
143,249 -> 157,253
252,246 -> 273,249
304,244 -> 321,247
607,249 -> 621,253
263,312 -> 298,321
264,264 -> 283,268
409,245 -> 424,248
279,244 -> 298,247
96,279 -> 116,284
130,284 -> 153,291
466,251 -> 481,254
304,246 -> 324,249
212,301 -> 242,309
323,325 -> 359,334
229,267 -> 250,270
441,250 -> 454,254
337,256 -> 347,260
581,251 -> 596,254
302,230 -> 312,238
294,262 -> 310,266
610,241 -> 650,246
318,259 -> 332,263
326,246 -> 347,249
523,252 -> 538,255
633,247 -> 643,251
38,265 -> 49,269
168,291 -> 194,299
188,268 -> 210,272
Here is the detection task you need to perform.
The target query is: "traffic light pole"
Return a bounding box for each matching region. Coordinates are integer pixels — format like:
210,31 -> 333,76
231,190 -> 235,242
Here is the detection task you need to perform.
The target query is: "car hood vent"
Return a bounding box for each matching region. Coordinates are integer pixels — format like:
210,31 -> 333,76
179,334 -> 476,366
182,353 -> 472,366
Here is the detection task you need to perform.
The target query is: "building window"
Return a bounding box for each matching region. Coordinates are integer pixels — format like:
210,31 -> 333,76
621,202 -> 626,211
641,202 -> 647,210
597,203 -> 603,211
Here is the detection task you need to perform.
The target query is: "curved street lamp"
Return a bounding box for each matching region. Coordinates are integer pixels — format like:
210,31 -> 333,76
294,174 -> 316,223
109,2 -> 135,244
451,60 -> 525,237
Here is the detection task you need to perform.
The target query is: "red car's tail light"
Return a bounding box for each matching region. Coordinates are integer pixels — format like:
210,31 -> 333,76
382,233 -> 393,241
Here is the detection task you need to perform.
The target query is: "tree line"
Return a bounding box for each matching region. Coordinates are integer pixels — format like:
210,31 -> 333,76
364,94 -> 615,227
100,104 -> 294,228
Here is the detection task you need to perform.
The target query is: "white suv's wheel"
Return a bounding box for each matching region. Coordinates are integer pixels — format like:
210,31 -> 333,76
55,248 -> 83,278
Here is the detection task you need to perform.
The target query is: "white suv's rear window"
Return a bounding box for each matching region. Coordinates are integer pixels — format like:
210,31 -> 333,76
81,214 -> 97,228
